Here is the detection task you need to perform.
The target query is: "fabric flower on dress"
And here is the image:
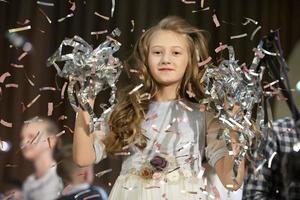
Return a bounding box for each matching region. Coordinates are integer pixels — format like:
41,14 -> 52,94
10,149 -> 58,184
150,155 -> 168,171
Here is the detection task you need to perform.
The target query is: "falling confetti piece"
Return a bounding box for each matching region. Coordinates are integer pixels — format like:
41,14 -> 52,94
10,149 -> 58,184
95,168 -> 112,177
242,17 -> 258,25
230,33 -> 248,39
10,63 -> 24,68
39,8 -> 52,24
178,101 -> 193,111
48,102 -> 53,116
111,0 -> 115,17
37,1 -> 54,6
0,72 -> 11,83
83,194 -> 102,200
250,25 -> 262,40
5,83 -> 18,88
56,130 -> 66,137
6,164 -> 18,167
69,0 -> 76,11
91,30 -> 108,35
198,56 -> 212,67
145,186 -> 160,189
58,115 -> 67,120
18,52 -> 28,60
200,0 -> 205,7
63,125 -> 74,133
94,11 -> 110,20
58,13 -> 74,22
212,14 -> 220,27
145,113 -> 158,121
26,94 -> 41,108
8,25 -> 31,33
264,80 -> 279,89
30,131 -> 41,144
61,82 -> 68,99
268,152 -> 277,168
24,72 -> 35,86
129,84 -> 143,95
39,87 -> 56,91
215,43 -> 228,53
181,0 -> 196,4
0,119 -> 12,127
130,20 -> 135,32
74,189 -> 91,199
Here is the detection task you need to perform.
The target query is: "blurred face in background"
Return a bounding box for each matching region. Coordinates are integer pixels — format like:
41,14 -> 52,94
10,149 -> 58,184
20,122 -> 56,161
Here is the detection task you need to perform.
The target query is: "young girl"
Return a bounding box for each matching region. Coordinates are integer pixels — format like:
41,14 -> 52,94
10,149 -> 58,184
20,117 -> 63,200
73,16 -> 245,200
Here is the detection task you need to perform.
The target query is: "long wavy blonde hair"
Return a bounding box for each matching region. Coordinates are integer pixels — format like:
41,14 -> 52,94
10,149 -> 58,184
103,16 -> 210,153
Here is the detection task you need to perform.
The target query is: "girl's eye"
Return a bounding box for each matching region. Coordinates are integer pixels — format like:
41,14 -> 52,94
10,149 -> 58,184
173,51 -> 181,55
153,51 -> 162,55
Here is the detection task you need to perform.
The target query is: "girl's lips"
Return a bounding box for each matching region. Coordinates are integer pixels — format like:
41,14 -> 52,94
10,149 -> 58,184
158,68 -> 174,71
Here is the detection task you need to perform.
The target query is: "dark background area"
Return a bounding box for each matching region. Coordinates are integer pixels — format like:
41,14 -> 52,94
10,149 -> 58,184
1,0 -> 300,193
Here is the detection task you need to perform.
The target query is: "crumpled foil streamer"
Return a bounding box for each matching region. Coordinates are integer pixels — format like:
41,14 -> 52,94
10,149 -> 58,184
47,29 -> 122,132
204,45 -> 268,184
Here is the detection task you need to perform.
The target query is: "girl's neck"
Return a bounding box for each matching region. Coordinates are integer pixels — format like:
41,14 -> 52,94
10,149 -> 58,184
155,84 -> 179,101
33,151 -> 56,179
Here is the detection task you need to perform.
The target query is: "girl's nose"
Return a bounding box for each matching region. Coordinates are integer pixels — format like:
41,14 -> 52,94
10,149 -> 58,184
161,53 -> 171,65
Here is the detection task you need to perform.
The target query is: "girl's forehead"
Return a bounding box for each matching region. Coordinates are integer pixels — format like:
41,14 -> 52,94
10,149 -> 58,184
149,30 -> 188,48
21,122 -> 46,135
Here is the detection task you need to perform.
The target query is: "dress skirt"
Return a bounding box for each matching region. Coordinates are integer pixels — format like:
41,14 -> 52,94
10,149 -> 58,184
109,174 -> 214,200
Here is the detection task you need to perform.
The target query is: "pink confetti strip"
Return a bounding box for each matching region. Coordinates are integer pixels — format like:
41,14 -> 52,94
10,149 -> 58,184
10,63 -> 24,68
5,83 -> 18,88
215,43 -> 228,53
18,52 -> 28,61
0,72 -> 11,83
230,33 -> 248,39
61,82 -> 68,99
94,11 -> 110,20
198,56 -> 212,67
69,0 -> 76,11
39,87 -> 56,91
212,14 -> 220,27
48,102 -> 53,116
26,94 -> 41,108
38,8 -> 52,24
0,119 -> 12,127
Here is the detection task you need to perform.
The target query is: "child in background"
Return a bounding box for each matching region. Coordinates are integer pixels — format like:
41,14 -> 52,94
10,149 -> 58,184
56,145 -> 108,200
20,116 -> 63,200
73,16 -> 245,200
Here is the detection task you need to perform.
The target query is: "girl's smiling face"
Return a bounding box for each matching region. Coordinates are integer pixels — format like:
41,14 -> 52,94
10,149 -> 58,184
147,30 -> 189,89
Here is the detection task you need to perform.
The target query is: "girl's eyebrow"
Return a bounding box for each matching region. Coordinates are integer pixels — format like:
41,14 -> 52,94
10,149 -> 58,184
150,45 -> 184,49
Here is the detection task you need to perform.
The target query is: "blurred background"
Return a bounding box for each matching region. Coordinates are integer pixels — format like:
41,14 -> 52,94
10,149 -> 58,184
0,0 -> 300,193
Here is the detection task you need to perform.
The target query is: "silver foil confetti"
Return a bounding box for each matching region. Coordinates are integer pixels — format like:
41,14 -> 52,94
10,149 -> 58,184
47,29 -> 122,133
